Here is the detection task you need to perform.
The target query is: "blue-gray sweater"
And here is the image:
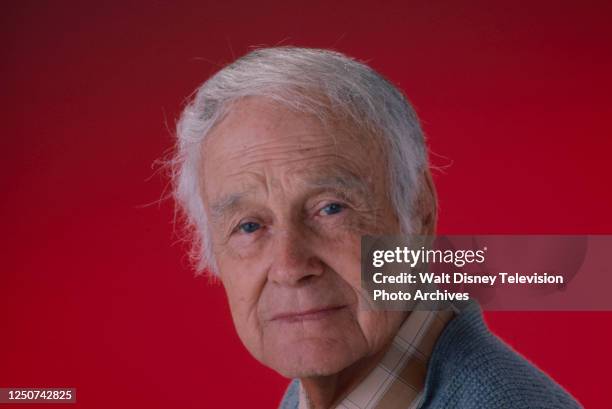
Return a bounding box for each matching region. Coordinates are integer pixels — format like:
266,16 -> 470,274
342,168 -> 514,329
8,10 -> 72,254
279,302 -> 582,408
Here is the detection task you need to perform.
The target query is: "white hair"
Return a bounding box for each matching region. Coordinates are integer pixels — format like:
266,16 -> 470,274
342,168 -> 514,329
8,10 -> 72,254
169,46 -> 429,274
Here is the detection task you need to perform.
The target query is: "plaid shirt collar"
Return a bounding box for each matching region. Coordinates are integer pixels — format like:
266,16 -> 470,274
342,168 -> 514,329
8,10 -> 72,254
298,305 -> 455,409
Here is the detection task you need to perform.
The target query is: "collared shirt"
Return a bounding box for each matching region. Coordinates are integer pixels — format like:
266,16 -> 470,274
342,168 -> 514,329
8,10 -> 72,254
298,306 -> 455,409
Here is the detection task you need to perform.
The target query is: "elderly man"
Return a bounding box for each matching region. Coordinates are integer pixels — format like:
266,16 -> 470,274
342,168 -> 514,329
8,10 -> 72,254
170,47 -> 580,409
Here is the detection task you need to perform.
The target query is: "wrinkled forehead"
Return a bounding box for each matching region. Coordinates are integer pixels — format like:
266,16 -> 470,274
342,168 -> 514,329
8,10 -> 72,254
199,96 -> 389,192
203,96 -> 381,152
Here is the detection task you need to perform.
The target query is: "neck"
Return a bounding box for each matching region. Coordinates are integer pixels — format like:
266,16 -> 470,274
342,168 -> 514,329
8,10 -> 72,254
299,345 -> 390,409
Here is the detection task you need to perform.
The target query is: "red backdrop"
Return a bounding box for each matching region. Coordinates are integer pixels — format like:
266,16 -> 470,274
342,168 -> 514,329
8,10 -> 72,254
2,1 -> 611,407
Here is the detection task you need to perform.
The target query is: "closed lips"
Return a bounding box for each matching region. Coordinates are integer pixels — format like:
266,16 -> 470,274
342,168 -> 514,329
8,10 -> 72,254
270,305 -> 347,322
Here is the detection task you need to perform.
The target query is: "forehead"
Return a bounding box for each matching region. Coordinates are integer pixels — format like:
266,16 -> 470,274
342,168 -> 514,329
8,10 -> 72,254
200,97 -> 386,200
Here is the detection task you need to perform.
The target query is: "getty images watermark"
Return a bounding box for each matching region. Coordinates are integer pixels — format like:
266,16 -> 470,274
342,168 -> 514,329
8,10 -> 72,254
361,235 -> 612,311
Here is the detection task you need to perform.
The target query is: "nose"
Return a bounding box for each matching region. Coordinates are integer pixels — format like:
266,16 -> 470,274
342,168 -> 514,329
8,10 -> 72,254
268,224 -> 325,286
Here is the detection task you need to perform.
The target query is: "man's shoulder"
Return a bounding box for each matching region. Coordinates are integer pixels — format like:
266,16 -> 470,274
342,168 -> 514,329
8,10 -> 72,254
421,302 -> 582,409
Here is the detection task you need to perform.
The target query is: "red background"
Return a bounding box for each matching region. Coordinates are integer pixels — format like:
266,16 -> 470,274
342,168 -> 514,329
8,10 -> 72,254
2,1 -> 611,407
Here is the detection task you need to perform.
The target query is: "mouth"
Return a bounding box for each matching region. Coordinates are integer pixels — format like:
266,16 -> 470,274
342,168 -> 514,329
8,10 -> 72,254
270,305 -> 347,323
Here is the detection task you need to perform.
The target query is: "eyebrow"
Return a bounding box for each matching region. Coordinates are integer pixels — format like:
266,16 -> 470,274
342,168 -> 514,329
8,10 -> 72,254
208,171 -> 371,224
210,192 -> 250,221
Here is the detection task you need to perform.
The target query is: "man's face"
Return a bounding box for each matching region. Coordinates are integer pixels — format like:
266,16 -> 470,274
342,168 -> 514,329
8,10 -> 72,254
200,97 -> 407,378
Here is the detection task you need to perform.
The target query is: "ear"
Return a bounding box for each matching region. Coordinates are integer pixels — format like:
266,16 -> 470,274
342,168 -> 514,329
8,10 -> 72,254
414,168 -> 438,236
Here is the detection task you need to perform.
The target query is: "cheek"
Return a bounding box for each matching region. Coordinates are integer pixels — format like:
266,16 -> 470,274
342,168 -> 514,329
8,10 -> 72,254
316,206 -> 398,280
318,227 -> 363,289
216,242 -> 268,311
218,258 -> 268,358
317,227 -> 406,350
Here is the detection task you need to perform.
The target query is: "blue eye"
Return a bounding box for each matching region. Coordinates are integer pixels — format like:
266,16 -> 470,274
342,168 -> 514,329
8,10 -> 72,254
321,203 -> 344,215
239,221 -> 261,234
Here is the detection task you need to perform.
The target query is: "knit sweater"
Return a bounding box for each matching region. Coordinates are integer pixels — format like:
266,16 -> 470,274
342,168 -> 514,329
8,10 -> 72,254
279,302 -> 582,408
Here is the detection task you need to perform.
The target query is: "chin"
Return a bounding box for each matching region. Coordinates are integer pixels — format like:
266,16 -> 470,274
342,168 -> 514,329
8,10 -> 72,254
264,336 -> 360,379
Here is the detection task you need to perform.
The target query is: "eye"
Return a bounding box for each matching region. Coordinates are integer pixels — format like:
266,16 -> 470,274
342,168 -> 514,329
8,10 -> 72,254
238,221 -> 261,234
319,202 -> 344,216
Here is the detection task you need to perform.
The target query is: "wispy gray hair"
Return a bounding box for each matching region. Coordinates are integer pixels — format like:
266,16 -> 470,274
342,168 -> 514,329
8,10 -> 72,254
169,46 -> 429,274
